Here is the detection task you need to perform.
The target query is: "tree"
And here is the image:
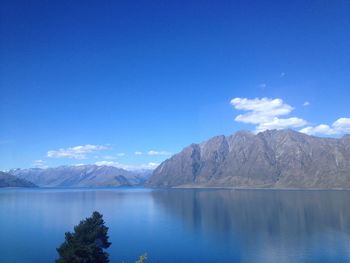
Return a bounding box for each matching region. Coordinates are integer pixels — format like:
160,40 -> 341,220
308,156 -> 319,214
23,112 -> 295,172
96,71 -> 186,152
56,211 -> 111,263
135,253 -> 147,263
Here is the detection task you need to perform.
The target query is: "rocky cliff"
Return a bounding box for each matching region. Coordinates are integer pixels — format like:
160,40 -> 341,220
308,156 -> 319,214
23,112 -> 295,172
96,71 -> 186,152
146,130 -> 350,188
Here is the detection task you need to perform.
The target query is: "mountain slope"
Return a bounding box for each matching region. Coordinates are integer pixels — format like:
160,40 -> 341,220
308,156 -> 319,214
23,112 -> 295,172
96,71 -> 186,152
146,130 -> 350,188
9,165 -> 149,187
0,171 -> 37,187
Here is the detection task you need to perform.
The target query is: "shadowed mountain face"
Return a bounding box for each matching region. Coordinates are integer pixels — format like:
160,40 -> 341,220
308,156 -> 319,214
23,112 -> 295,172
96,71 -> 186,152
0,171 -> 37,187
146,130 -> 350,188
9,165 -> 149,187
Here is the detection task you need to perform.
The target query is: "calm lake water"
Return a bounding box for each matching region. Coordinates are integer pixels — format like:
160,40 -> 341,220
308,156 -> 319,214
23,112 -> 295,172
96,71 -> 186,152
0,188 -> 350,263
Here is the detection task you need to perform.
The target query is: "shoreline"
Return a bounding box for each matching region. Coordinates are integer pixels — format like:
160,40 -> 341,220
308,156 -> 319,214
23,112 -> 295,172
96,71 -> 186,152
172,186 -> 350,191
2,185 -> 350,191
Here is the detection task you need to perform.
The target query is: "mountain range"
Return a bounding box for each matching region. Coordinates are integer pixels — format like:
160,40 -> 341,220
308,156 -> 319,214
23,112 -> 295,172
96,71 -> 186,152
9,165 -> 151,187
4,130 -> 350,189
146,129 -> 350,189
0,171 -> 37,187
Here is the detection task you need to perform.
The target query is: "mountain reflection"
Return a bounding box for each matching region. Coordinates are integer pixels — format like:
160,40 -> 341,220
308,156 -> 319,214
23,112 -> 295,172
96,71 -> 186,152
151,189 -> 350,262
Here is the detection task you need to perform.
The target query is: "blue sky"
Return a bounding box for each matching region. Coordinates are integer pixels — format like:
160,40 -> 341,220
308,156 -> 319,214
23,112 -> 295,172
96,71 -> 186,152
1,0 -> 350,170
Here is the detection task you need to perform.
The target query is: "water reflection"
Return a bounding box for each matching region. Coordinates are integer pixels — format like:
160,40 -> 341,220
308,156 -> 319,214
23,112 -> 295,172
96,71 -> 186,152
1,188 -> 350,263
0,188 -> 154,263
151,189 -> 350,262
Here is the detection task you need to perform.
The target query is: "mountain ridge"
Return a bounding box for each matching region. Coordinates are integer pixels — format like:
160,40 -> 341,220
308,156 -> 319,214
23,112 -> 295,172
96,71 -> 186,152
9,165 -> 151,187
0,171 -> 37,188
146,129 -> 350,188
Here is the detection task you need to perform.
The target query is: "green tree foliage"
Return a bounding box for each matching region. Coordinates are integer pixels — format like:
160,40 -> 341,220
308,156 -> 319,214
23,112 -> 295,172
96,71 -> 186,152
135,253 -> 147,263
56,211 -> 111,263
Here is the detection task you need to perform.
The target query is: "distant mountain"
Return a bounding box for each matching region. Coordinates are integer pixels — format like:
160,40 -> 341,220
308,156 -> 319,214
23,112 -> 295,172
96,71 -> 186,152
0,171 -> 37,187
146,130 -> 350,189
9,165 -> 151,187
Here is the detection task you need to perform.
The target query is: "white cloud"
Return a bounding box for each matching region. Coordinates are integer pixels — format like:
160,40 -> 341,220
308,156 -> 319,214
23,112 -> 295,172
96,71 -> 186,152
300,118 -> 350,136
231,98 -> 293,123
231,97 -> 307,132
332,118 -> 350,133
47,144 -> 109,159
147,150 -> 172,156
95,161 -> 159,171
117,153 -> 126,157
74,163 -> 86,166
147,162 -> 160,168
134,151 -> 143,155
300,125 -> 335,136
256,117 -> 307,133
231,97 -> 350,136
95,161 -> 118,166
33,160 -> 48,169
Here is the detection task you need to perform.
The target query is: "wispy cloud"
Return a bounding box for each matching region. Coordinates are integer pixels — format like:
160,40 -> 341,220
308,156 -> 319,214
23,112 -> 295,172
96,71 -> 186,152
33,160 -> 48,169
303,101 -> 310,106
47,144 -> 109,159
280,72 -> 286,78
134,151 -> 143,155
258,83 -> 267,89
95,161 -> 159,170
147,150 -> 172,156
230,97 -> 307,133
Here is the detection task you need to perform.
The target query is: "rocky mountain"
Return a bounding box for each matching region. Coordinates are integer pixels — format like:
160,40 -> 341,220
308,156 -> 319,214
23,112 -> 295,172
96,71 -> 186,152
0,171 -> 37,187
9,165 -> 150,187
146,129 -> 350,189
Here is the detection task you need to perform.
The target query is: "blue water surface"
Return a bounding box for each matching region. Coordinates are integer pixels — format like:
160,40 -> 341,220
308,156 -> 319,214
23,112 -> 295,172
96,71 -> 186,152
0,188 -> 349,263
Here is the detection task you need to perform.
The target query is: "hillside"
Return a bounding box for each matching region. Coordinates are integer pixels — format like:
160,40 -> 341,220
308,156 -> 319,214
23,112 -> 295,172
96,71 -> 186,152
9,165 -> 150,187
146,130 -> 350,188
0,171 -> 37,187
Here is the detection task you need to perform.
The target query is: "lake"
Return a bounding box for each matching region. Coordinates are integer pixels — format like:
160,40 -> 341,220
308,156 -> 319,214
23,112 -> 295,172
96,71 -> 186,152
0,188 -> 350,263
